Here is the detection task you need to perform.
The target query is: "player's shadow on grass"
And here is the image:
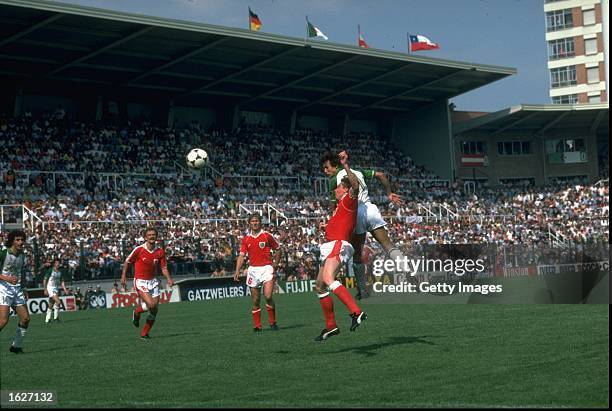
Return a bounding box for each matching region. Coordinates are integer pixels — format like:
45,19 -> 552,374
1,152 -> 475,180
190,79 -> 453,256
328,336 -> 436,357
276,324 -> 306,331
28,344 -> 88,353
154,332 -> 201,339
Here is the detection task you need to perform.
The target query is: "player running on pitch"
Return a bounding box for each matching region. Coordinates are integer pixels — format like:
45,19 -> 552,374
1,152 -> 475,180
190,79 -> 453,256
0,231 -> 30,354
321,151 -> 405,299
234,214 -> 282,332
315,150 -> 366,342
121,228 -> 174,340
43,259 -> 68,323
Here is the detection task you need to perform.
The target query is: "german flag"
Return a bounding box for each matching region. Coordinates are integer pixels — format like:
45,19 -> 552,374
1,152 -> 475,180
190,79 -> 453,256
249,8 -> 262,31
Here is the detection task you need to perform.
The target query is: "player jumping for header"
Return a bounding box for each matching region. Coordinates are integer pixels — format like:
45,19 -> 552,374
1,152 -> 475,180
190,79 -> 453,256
321,151 -> 405,299
315,150 -> 366,342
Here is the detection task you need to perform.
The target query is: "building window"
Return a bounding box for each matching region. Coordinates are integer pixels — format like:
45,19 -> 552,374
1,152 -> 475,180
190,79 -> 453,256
552,94 -> 578,104
583,9 -> 596,25
587,67 -> 600,83
546,138 -> 586,153
584,38 -> 598,55
588,94 -> 601,103
548,38 -> 575,60
550,66 -> 577,88
461,141 -> 486,155
497,141 -> 531,156
546,9 -> 573,32
499,177 -> 535,187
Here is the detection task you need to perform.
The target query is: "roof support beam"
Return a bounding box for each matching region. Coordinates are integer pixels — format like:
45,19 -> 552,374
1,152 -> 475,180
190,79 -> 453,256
490,112 -> 539,136
537,111 -> 570,134
353,70 -> 464,113
296,64 -> 413,111
124,37 -> 230,85
177,47 -> 299,100
589,109 -> 605,133
46,26 -> 155,77
0,13 -> 65,48
238,55 -> 361,107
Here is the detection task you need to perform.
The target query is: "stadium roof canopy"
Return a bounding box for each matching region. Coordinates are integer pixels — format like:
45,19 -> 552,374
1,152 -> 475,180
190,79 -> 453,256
0,0 -> 516,118
453,103 -> 609,136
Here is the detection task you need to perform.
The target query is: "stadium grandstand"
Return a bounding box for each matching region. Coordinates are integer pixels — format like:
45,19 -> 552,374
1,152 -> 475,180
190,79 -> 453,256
0,0 -> 608,288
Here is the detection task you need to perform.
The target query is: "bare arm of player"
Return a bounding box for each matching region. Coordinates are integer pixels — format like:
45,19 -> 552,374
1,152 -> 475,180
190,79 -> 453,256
120,261 -> 130,291
161,266 -> 173,288
338,150 -> 359,198
43,276 -> 49,296
375,171 -> 405,206
233,253 -> 246,282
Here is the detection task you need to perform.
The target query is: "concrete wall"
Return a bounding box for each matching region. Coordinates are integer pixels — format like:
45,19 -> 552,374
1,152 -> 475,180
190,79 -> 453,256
172,106 -> 217,129
297,115 -> 329,132
392,100 -> 453,180
454,129 -> 600,186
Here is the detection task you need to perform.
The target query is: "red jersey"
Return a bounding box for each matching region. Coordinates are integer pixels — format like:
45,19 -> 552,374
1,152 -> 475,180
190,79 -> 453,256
325,193 -> 357,241
240,231 -> 279,267
125,244 -> 167,280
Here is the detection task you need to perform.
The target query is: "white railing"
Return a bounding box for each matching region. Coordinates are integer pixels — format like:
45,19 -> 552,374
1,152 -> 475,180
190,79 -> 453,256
0,204 -> 42,232
238,203 -> 288,226
548,226 -> 568,248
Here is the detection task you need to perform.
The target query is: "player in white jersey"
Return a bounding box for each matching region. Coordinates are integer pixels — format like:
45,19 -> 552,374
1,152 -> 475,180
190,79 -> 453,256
0,231 -> 30,354
322,152 -> 405,299
43,259 -> 68,323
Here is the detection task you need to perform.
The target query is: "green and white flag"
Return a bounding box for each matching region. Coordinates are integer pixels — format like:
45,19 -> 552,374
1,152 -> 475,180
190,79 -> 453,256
307,18 -> 328,40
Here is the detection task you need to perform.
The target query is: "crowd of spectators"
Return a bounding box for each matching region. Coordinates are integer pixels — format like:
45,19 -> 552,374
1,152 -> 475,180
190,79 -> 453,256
1,111 -> 608,284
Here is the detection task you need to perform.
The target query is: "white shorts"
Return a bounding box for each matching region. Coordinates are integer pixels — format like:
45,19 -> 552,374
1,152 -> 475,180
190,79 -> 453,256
133,278 -> 161,298
0,284 -> 27,307
319,240 -> 354,264
246,265 -> 274,288
356,201 -> 386,235
47,285 -> 59,297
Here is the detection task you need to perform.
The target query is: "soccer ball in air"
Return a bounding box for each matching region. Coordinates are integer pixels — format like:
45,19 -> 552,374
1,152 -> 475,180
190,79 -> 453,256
186,148 -> 209,169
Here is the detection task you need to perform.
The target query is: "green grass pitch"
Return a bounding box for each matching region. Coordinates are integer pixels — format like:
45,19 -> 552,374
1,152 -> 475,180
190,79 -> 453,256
1,294 -> 608,408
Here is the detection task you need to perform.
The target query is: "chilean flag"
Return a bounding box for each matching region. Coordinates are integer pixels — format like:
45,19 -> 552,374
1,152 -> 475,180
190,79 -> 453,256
409,34 -> 439,52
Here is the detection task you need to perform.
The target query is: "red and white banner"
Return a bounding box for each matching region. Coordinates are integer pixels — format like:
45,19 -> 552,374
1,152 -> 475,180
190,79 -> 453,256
106,288 -> 180,309
460,154 -> 487,167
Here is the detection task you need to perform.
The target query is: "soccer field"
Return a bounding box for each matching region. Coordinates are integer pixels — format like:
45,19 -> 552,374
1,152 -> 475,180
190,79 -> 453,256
1,294 -> 608,408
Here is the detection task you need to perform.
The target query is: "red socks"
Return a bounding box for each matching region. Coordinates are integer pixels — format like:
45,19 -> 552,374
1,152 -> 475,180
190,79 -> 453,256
252,308 -> 262,329
141,314 -> 155,337
330,281 -> 361,315
318,293 -> 337,329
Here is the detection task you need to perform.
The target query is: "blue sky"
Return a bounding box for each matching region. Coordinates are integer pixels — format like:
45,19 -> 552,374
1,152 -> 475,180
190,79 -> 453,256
53,0 -> 550,112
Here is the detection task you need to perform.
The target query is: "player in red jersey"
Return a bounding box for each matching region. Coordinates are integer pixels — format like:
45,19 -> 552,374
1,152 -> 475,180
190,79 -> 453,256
120,228 -> 174,340
315,151 -> 367,342
234,214 -> 282,332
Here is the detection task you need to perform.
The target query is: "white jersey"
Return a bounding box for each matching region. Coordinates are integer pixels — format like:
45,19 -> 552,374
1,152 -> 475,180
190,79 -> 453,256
335,168 -> 375,204
47,270 -> 62,289
0,248 -> 27,289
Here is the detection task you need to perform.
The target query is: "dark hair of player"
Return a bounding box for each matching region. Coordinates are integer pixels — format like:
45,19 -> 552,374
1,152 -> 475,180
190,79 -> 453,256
6,230 -> 25,248
340,176 -> 352,189
248,214 -> 262,223
321,151 -> 340,168
144,228 -> 158,236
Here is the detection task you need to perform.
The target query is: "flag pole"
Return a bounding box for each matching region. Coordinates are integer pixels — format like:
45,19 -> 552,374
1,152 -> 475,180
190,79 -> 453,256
248,7 -> 251,31
407,32 -> 411,55
358,24 -> 360,46
305,16 -> 308,45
